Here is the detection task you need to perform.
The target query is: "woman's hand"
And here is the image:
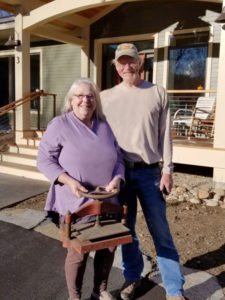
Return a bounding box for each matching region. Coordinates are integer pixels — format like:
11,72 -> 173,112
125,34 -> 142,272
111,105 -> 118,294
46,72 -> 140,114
67,178 -> 88,198
105,176 -> 121,192
57,173 -> 88,198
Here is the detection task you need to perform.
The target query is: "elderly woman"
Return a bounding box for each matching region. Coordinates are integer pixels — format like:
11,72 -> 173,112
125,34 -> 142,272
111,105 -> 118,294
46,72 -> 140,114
37,78 -> 125,300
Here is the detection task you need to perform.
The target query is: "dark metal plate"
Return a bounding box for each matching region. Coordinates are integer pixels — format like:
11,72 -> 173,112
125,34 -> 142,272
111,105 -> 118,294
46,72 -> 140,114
71,220 -> 130,241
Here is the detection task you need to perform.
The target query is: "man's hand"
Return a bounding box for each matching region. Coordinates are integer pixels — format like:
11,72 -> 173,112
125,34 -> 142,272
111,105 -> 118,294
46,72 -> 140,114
160,173 -> 173,195
105,176 -> 121,192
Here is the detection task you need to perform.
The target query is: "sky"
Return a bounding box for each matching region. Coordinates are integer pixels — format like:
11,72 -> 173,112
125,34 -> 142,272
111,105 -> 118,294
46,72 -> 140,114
0,10 -> 13,18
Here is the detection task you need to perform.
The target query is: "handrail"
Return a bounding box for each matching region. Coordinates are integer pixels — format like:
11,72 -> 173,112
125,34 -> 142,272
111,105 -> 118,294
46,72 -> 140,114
0,91 -> 37,115
167,89 -> 216,94
0,90 -> 57,145
0,91 -> 56,117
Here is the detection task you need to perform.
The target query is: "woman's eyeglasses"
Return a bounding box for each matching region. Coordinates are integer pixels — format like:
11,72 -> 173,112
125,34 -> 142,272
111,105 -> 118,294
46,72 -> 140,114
74,94 -> 95,101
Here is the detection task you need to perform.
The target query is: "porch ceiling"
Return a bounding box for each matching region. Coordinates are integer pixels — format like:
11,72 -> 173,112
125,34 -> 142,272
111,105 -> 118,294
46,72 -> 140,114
0,0 -> 223,46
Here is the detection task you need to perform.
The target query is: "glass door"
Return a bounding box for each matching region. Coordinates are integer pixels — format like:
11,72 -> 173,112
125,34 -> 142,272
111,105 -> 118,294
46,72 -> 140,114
0,56 -> 15,130
30,54 -> 40,110
0,56 -> 15,107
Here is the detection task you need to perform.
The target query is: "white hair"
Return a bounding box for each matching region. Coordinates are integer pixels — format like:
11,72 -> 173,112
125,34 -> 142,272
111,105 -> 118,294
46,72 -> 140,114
62,78 -> 103,120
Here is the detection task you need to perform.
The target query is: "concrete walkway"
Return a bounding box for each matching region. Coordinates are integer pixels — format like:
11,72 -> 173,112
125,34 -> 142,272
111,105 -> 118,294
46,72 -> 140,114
0,173 -> 49,209
0,174 -> 224,300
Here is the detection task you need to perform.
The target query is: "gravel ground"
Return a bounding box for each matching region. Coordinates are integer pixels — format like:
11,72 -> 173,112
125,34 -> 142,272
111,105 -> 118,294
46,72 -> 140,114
136,172 -> 225,295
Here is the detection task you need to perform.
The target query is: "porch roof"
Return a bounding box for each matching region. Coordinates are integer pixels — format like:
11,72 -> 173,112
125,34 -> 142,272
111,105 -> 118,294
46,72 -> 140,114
0,0 -> 223,46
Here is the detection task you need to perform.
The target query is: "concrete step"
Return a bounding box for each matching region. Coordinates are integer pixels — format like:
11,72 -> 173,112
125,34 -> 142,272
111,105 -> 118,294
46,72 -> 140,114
20,137 -> 41,147
0,152 -> 37,167
23,129 -> 45,138
0,161 -> 48,181
15,129 -> 44,147
9,144 -> 39,156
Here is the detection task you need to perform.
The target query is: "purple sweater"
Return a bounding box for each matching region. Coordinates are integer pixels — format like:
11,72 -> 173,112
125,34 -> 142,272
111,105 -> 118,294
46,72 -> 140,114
37,112 -> 125,215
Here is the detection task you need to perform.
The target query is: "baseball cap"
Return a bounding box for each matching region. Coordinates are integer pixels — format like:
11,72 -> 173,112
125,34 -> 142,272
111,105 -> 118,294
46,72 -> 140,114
115,43 -> 139,61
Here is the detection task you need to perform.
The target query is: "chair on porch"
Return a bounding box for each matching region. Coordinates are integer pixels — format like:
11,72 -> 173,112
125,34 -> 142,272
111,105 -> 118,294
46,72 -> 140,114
172,96 -> 216,138
187,96 -> 216,140
172,106 -> 194,136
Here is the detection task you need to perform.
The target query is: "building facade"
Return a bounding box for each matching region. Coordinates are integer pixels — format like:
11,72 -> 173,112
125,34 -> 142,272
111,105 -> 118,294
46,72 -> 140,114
0,0 -> 225,186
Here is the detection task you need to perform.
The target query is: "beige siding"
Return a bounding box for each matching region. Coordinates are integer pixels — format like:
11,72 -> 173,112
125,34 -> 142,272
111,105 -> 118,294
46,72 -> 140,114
39,44 -> 81,127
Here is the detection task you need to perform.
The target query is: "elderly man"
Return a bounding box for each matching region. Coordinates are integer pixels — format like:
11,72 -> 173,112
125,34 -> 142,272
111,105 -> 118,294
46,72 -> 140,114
100,43 -> 185,300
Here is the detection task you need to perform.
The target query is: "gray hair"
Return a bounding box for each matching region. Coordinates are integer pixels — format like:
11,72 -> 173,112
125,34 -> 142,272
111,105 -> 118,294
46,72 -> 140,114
62,78 -> 103,120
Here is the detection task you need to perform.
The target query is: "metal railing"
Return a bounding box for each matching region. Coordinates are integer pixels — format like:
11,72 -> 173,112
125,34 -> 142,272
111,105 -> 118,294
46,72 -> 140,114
168,90 -> 216,141
0,91 -> 57,145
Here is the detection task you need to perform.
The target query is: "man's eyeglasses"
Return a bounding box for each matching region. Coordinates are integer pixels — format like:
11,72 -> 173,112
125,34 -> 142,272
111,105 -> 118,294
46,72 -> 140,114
74,94 -> 95,101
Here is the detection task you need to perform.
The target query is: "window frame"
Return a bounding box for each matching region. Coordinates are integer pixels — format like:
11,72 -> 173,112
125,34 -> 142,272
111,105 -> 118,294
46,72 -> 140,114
94,33 -> 158,90
164,27 -> 212,92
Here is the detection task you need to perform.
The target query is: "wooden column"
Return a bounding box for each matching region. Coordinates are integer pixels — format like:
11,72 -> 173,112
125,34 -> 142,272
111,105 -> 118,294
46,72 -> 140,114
213,0 -> 225,187
14,13 -> 30,143
81,26 -> 90,78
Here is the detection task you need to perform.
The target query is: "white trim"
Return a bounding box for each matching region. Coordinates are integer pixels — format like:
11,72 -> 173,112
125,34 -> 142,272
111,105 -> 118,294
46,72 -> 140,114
30,49 -> 43,115
0,48 -> 43,114
0,49 -> 15,57
81,26 -> 90,77
0,16 -> 15,24
173,145 -> 225,169
163,32 -> 170,89
94,33 -> 156,89
0,50 -> 15,114
94,39 -> 102,89
152,33 -> 158,84
169,26 -> 210,35
205,26 -> 213,96
214,0 -> 225,149
94,33 -> 155,44
0,21 -> 14,30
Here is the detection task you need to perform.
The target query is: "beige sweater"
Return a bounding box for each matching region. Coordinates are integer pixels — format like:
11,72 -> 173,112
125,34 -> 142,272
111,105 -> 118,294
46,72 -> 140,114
100,80 -> 173,174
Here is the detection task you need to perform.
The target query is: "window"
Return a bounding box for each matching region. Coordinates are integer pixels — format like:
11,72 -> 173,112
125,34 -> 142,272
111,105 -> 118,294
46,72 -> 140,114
0,54 -> 40,110
168,31 -> 210,138
102,40 -> 154,90
30,54 -> 40,109
0,56 -> 15,107
0,56 -> 14,130
0,10 -> 13,18
168,31 -> 209,90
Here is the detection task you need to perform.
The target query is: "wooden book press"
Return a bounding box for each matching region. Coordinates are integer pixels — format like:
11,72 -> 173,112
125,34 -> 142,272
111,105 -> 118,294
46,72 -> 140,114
62,187 -> 132,254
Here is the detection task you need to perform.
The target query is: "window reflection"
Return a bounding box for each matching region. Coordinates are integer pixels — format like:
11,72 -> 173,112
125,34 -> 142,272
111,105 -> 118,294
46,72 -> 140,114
168,32 -> 209,90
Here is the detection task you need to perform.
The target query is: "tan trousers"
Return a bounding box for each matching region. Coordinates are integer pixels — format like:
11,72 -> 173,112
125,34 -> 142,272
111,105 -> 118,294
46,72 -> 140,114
65,247 -> 116,299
